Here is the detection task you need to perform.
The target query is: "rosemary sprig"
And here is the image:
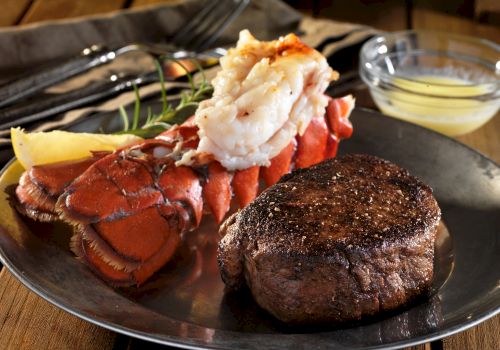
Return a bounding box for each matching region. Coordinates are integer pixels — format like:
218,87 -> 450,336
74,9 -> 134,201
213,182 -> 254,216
116,58 -> 213,138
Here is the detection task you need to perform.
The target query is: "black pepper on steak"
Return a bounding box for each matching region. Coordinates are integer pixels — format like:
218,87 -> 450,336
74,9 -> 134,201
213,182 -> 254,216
217,154 -> 441,324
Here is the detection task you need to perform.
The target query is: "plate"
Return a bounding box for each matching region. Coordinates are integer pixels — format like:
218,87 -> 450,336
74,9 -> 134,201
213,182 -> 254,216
0,108 -> 499,350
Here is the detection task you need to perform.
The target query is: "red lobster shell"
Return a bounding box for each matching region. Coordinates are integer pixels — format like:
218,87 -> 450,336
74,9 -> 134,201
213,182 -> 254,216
14,96 -> 354,286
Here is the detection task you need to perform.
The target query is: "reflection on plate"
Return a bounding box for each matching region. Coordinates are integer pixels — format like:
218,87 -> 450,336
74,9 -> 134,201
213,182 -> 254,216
0,109 -> 499,349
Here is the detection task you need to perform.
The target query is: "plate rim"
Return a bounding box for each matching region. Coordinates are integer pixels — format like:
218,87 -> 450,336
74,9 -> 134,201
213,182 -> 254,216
0,108 -> 499,350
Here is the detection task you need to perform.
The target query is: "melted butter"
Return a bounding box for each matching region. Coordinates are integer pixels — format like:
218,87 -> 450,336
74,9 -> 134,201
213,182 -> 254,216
371,75 -> 499,136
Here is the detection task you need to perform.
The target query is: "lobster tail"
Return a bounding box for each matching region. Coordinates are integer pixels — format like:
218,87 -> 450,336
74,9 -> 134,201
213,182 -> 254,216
57,140 -> 204,286
72,207 -> 182,286
14,95 -> 354,287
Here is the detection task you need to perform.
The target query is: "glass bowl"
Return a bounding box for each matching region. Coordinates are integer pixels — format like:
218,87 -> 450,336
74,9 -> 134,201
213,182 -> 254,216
359,30 -> 500,136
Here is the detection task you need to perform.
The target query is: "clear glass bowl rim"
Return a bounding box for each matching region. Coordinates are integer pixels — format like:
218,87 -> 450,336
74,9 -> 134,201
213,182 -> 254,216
359,30 -> 500,99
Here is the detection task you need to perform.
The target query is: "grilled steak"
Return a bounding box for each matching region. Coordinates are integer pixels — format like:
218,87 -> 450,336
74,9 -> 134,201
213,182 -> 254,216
218,154 -> 441,324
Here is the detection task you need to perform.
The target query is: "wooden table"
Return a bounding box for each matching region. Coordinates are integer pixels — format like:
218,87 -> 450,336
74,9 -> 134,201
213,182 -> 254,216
0,1 -> 499,349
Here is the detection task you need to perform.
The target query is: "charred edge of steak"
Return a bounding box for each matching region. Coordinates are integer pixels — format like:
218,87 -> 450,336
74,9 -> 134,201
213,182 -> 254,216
236,154 -> 440,254
218,154 -> 441,324
240,223 -> 437,324
218,213 -> 245,290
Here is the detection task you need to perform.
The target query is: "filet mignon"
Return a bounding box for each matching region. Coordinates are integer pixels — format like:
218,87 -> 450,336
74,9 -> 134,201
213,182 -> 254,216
218,154 -> 441,324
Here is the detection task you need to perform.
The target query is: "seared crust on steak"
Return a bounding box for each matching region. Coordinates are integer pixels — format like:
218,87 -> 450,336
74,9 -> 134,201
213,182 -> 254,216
218,154 -> 441,324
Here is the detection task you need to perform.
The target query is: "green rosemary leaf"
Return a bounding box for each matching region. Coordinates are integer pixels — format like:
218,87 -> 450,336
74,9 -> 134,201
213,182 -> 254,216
132,84 -> 141,130
177,101 -> 200,110
145,106 -> 153,124
155,60 -> 168,115
114,57 -> 214,138
193,59 -> 207,85
115,124 -> 169,138
119,105 -> 129,131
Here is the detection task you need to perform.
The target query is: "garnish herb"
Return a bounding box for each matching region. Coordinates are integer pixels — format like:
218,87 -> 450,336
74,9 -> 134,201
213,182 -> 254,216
116,58 -> 213,138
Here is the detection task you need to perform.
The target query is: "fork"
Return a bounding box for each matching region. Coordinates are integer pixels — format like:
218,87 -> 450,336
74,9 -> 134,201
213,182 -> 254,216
0,0 -> 249,109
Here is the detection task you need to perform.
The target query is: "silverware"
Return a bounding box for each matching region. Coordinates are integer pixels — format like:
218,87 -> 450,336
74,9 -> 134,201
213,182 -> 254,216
0,29 -> 373,132
0,72 -> 158,130
0,67 -> 202,130
0,0 -> 249,109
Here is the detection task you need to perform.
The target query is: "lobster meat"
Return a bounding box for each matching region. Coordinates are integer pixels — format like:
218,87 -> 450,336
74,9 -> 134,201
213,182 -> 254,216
14,30 -> 355,286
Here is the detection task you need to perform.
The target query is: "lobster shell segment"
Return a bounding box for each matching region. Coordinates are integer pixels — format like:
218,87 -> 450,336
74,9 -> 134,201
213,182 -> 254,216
295,117 -> 330,169
14,156 -> 103,221
326,95 -> 354,139
73,206 -> 182,286
203,162 -> 232,224
57,139 -> 204,286
15,172 -> 59,222
232,166 -> 260,208
261,141 -> 296,187
157,165 -> 203,227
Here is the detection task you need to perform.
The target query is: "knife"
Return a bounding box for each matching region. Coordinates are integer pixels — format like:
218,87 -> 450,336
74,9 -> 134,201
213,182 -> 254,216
0,56 -> 218,131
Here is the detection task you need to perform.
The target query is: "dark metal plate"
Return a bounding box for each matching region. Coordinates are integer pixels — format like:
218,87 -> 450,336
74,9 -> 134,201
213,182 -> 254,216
0,108 -> 499,349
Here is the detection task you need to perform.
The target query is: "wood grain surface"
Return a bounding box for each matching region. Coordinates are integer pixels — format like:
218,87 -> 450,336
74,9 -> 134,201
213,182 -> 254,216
0,0 -> 33,26
0,1 -> 499,349
20,0 -> 127,24
0,269 -> 118,350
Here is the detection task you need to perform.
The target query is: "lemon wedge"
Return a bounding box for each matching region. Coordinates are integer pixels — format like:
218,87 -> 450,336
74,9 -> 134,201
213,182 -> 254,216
11,127 -> 142,169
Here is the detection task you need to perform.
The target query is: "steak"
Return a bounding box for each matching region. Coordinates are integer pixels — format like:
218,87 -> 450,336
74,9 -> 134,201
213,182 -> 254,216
218,154 -> 441,324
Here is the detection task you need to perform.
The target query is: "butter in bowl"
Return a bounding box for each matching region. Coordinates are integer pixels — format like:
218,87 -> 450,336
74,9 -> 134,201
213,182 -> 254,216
359,30 -> 499,136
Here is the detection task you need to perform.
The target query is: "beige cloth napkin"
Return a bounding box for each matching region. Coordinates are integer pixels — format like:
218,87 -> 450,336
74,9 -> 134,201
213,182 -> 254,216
0,0 -> 301,81
0,0 -> 376,144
